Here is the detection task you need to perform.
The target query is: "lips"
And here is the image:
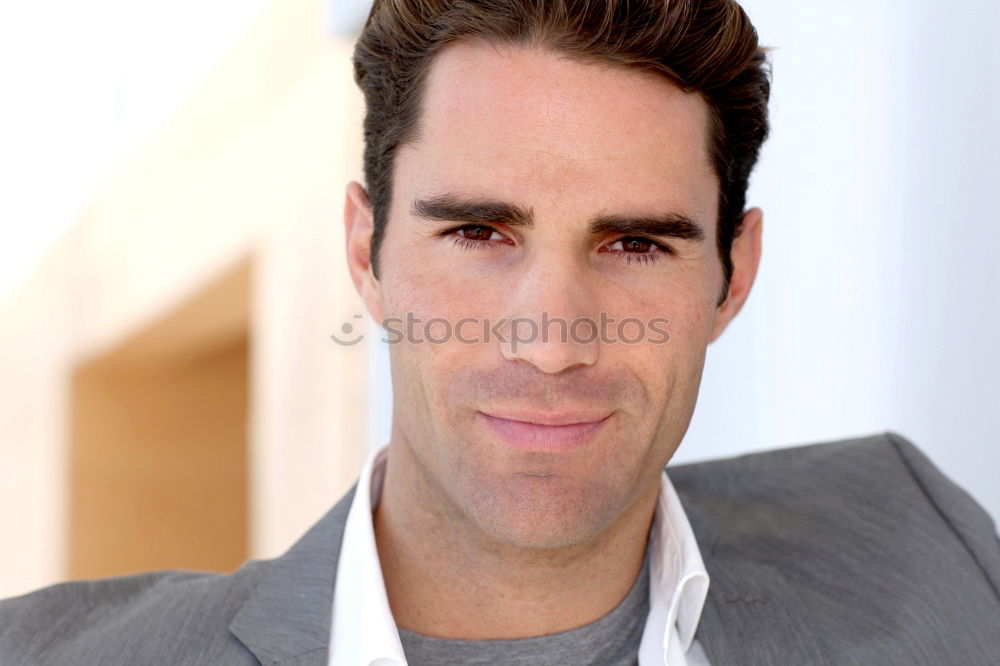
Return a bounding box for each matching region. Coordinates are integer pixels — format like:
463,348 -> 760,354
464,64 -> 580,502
477,410 -> 612,452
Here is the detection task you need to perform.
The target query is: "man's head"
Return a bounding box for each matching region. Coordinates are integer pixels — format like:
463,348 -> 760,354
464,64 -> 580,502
354,0 -> 769,307
345,0 -> 769,551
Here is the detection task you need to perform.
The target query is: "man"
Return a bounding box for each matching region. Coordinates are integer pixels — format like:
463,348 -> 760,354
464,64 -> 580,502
2,0 -> 999,664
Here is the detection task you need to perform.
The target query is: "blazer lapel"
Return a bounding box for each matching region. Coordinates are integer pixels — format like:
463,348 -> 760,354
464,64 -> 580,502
679,492 -> 830,666
229,484 -> 358,665
229,469 -> 835,664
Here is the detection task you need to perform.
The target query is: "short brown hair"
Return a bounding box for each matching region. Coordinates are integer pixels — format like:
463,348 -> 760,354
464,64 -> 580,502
353,0 -> 770,306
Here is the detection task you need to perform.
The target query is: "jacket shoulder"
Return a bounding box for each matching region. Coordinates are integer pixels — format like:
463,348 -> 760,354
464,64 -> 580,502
670,432 -> 998,557
670,431 -> 1000,660
670,431 -> 999,571
0,561 -> 268,665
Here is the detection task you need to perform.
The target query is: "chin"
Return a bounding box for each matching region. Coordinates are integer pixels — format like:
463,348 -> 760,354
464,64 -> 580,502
460,474 -> 621,550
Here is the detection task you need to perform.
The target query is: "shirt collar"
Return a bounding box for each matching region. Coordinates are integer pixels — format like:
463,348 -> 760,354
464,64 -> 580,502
329,445 -> 405,665
640,466 -> 711,660
329,444 -> 710,666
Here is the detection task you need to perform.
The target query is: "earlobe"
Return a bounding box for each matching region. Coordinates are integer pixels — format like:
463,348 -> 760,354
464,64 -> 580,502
343,181 -> 385,323
708,207 -> 763,344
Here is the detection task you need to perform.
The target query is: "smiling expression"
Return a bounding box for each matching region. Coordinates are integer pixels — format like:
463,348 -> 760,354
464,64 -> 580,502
348,40 -> 758,549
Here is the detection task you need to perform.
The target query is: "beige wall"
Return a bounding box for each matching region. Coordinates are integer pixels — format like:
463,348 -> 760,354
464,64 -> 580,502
0,0 -> 371,598
68,259 -> 252,579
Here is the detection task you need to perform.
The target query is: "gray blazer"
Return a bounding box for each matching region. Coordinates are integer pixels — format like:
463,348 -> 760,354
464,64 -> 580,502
2,431 -> 998,665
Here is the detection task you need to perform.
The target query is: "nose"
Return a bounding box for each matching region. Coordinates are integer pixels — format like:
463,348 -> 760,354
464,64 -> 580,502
498,260 -> 601,374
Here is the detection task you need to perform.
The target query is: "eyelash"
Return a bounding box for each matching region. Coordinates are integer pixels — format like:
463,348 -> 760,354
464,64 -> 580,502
442,225 -> 671,265
615,249 -> 664,266
452,237 -> 491,252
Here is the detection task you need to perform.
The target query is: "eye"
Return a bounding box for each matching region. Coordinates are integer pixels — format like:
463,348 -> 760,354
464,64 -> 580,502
444,224 -> 512,250
603,236 -> 672,266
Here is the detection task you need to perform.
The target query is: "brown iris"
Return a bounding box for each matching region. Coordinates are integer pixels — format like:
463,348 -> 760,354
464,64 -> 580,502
458,225 -> 496,241
620,237 -> 654,253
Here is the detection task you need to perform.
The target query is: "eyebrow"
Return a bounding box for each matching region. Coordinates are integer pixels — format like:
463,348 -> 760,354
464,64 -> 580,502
411,194 -> 706,243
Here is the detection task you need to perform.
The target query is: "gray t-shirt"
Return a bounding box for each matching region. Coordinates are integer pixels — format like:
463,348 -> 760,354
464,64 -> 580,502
398,550 -> 651,666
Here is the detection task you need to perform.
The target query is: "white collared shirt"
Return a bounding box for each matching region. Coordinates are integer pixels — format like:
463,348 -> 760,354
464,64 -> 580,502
329,445 -> 712,665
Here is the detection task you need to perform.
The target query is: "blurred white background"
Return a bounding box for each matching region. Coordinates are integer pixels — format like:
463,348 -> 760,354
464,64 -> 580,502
0,0 -> 996,594
0,0 -> 269,304
678,0 -> 1000,518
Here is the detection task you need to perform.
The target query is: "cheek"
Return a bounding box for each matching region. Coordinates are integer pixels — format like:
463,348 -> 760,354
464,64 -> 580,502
380,253 -> 440,320
615,272 -> 716,345
611,283 -> 713,400
381,240 -> 509,324
381,266 -> 497,427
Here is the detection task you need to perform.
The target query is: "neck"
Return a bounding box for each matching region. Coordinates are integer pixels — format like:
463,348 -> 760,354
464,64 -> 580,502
373,435 -> 659,640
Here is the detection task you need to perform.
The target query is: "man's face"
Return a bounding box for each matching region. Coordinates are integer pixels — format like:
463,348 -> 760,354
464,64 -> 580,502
349,41 -> 758,549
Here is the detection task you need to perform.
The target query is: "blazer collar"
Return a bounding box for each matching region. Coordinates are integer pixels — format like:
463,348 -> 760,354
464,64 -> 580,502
229,469 -> 830,666
229,484 -> 357,665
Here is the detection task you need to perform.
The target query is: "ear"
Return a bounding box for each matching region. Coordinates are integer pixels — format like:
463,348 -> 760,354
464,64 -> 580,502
708,207 -> 763,343
344,181 -> 385,324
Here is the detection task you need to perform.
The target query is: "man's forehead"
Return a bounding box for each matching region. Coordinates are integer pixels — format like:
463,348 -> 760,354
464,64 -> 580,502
421,40 -> 710,155
399,39 -> 719,225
